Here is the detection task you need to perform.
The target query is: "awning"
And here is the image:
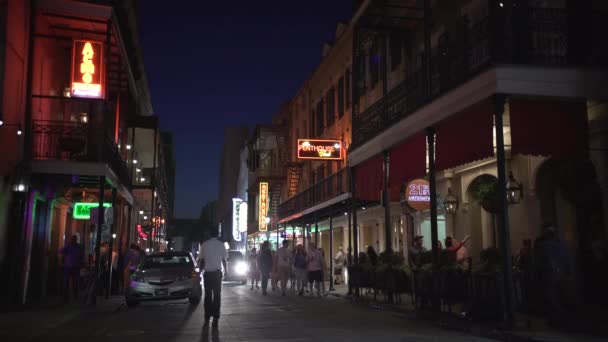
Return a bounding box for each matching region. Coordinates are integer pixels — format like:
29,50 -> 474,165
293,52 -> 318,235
436,99 -> 494,171
509,98 -> 588,158
355,155 -> 383,201
388,133 -> 426,201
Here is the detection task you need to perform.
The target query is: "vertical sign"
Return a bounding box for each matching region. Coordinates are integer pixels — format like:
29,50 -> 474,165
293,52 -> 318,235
232,198 -> 242,242
238,202 -> 248,233
259,182 -> 268,231
71,40 -> 104,98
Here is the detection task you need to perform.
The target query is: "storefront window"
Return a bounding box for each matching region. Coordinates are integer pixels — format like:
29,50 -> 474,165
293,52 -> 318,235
419,214 -> 446,251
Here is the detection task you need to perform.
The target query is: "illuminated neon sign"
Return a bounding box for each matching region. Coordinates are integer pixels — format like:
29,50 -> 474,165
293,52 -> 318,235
297,139 -> 343,160
73,202 -> 112,220
232,198 -> 243,241
403,179 -> 430,212
71,40 -> 104,98
259,182 -> 268,231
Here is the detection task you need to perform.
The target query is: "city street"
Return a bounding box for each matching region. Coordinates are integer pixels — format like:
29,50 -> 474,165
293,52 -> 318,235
1,283 -> 491,342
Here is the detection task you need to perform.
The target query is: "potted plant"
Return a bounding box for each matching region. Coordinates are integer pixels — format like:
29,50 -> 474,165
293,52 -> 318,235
473,180 -> 500,213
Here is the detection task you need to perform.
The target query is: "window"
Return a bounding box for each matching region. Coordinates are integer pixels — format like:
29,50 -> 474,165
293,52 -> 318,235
390,32 -> 402,71
338,77 -> 345,118
316,100 -> 324,136
326,88 -> 335,127
370,37 -> 380,86
345,69 -> 351,108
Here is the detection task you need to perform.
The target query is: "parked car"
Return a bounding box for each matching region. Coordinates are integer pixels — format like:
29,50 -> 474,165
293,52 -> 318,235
126,251 -> 202,307
223,250 -> 248,284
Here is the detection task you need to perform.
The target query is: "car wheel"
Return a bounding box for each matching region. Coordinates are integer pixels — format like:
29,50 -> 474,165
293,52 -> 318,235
126,299 -> 139,308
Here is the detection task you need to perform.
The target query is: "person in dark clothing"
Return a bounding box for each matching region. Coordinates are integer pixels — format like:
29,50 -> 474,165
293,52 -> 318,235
367,246 -> 378,267
258,241 -> 273,295
60,235 -> 84,302
199,229 -> 228,326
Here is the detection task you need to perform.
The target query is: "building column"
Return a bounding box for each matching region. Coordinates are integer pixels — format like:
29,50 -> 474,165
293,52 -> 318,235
588,101 -> 608,239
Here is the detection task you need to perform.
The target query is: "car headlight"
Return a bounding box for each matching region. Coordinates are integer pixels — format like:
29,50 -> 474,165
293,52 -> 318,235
235,261 -> 248,275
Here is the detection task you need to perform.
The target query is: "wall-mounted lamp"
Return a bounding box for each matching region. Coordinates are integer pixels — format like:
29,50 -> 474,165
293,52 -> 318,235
443,187 -> 459,215
506,172 -> 523,204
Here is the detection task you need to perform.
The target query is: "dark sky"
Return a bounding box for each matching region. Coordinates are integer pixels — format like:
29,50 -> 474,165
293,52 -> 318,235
139,1 -> 353,219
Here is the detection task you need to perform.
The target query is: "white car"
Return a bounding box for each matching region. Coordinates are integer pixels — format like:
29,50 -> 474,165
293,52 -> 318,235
126,251 -> 202,307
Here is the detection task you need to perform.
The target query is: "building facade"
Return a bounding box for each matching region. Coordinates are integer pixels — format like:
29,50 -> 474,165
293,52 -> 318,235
0,0 -> 171,306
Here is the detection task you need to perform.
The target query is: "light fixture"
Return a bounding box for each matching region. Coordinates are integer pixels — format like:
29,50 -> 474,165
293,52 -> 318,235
133,159 -> 138,164
334,143 -> 340,149
17,127 -> 22,135
362,206 -> 366,210
126,144 -> 132,150
145,248 -> 150,253
344,212 -> 348,216
0,120 -> 3,126
13,183 -> 26,192
139,210 -> 144,215
144,216 -> 148,220
136,168 -> 141,173
506,172 -> 523,205
140,177 -> 145,182
443,187 -> 459,215
112,233 -> 117,239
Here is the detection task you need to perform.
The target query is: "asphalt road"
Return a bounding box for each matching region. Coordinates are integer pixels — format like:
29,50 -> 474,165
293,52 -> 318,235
6,282 -> 493,342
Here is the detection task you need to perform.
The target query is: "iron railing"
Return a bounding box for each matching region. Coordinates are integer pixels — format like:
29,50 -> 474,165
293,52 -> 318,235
352,8 -> 608,148
278,167 -> 349,218
32,120 -> 130,187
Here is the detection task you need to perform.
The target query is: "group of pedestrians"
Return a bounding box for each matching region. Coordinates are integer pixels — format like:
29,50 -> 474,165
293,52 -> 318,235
58,234 -> 144,303
247,240 -> 345,298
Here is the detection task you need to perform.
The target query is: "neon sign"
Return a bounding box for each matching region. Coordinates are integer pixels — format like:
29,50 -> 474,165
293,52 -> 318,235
71,40 -> 104,98
73,202 -> 112,220
404,179 -> 430,212
297,139 -> 343,160
232,198 -> 243,241
238,202 -> 248,233
259,182 -> 268,231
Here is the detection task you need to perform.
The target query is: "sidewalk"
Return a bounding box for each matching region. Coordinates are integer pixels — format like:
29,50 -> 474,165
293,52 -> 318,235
0,296 -> 125,341
326,282 -> 607,342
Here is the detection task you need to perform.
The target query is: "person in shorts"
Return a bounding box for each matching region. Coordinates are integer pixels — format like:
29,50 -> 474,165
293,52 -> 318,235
306,243 -> 323,297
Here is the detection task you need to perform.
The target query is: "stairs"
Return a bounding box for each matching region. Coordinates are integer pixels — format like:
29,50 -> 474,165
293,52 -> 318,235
286,162 -> 303,198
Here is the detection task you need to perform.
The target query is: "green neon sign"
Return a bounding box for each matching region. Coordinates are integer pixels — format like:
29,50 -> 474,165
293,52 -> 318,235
73,202 -> 112,220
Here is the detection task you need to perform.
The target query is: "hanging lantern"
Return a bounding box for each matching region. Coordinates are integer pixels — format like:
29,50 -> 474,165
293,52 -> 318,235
506,171 -> 523,204
443,187 -> 459,214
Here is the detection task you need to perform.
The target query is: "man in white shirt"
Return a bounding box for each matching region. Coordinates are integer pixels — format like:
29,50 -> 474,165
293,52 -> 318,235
276,240 -> 292,296
199,230 -> 228,326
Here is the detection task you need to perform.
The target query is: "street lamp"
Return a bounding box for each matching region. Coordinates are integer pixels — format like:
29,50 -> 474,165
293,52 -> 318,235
443,187 -> 459,214
506,172 -> 523,204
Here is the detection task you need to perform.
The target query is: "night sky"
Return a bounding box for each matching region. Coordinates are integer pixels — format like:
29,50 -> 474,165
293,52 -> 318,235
139,1 -> 353,218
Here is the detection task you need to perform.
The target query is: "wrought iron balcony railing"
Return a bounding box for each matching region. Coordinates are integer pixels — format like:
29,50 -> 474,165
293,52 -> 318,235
32,120 -> 130,187
352,8 -> 608,149
278,168 -> 349,219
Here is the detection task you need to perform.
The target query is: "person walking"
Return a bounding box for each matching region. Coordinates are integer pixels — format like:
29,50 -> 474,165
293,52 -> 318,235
60,235 -> 84,303
277,240 -> 292,296
199,230 -> 228,326
306,243 -> 323,298
123,244 -> 141,291
334,246 -> 345,285
248,247 -> 259,290
293,244 -> 307,296
258,241 -> 273,296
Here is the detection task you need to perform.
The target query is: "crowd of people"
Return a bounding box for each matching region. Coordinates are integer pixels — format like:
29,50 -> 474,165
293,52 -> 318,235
246,240 -> 347,297
58,235 -> 145,303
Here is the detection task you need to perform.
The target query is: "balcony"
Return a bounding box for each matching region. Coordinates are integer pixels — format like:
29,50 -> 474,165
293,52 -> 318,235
278,168 -> 349,219
32,120 -> 130,187
352,7 -> 608,149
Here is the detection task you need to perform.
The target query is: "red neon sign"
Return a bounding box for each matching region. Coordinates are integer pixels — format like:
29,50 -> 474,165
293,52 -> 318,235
71,40 -> 104,98
297,139 -> 343,160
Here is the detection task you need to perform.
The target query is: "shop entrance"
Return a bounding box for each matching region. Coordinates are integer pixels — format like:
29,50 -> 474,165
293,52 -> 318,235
536,158 -> 607,305
419,214 -> 446,251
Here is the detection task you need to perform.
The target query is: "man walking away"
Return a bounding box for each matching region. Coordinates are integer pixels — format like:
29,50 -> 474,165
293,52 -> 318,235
334,247 -> 345,285
277,240 -> 292,296
258,241 -> 273,295
199,230 -> 228,326
60,235 -> 84,303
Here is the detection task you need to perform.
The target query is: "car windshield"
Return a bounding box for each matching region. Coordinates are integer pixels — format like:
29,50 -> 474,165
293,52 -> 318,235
228,251 -> 243,262
140,255 -> 193,269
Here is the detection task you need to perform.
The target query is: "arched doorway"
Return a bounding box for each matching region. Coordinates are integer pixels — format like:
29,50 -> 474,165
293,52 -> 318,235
466,175 -> 499,260
535,158 -> 607,304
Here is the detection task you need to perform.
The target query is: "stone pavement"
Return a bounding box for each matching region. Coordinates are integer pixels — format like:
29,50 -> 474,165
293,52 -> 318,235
1,283 -> 605,342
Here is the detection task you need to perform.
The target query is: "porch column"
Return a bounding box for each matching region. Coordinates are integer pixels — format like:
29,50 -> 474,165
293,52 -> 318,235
329,216 -> 334,291
92,176 -> 106,306
350,168 -> 359,264
427,126 -> 440,313
383,150 -> 392,253
494,94 -> 515,328
314,214 -> 319,247
107,188 -> 117,298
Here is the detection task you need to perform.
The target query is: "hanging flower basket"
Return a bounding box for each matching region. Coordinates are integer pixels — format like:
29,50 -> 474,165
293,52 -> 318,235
473,180 -> 501,214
